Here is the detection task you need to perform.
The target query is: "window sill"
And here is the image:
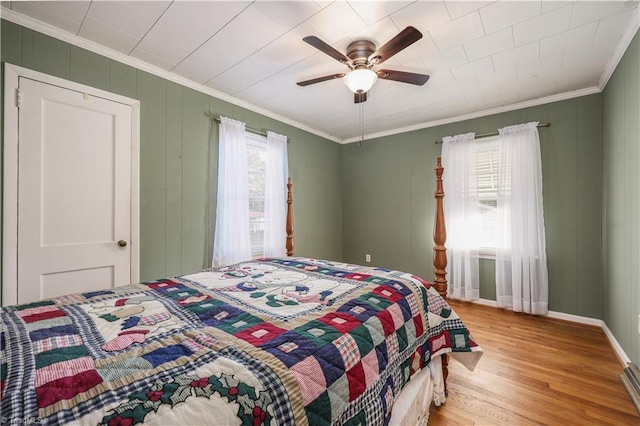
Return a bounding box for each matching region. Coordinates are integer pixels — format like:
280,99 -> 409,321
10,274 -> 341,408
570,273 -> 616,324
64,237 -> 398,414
478,249 -> 496,260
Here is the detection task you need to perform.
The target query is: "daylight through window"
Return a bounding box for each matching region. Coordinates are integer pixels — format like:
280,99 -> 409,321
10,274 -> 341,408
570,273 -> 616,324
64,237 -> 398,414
246,133 -> 266,258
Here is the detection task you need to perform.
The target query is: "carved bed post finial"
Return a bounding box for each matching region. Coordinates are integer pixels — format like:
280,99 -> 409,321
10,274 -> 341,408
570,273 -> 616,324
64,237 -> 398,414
433,157 -> 447,299
286,177 -> 294,257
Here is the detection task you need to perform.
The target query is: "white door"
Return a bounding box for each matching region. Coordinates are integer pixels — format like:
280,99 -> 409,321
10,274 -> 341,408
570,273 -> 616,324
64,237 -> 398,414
16,77 -> 133,304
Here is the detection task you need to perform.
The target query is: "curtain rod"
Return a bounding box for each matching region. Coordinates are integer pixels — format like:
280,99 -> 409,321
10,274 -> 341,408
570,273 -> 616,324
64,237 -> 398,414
434,121 -> 551,144
210,113 -> 291,142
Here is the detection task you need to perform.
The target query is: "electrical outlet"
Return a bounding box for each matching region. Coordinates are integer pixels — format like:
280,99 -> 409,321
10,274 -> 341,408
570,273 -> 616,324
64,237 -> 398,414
365,254 -> 371,263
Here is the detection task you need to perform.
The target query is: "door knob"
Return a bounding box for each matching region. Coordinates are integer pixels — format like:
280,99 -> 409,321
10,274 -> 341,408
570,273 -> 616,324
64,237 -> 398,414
118,240 -> 128,247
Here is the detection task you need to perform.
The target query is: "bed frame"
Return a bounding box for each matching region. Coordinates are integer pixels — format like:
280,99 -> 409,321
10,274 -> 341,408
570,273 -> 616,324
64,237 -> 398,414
284,157 -> 450,390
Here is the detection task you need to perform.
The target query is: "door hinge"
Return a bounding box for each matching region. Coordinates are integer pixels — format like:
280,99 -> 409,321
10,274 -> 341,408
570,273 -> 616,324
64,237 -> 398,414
15,88 -> 21,108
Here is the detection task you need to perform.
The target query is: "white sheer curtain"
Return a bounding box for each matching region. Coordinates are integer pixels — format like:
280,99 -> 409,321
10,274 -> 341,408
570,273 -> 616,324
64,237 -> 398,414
263,131 -> 289,257
495,122 -> 549,315
212,117 -> 251,267
442,132 -> 480,301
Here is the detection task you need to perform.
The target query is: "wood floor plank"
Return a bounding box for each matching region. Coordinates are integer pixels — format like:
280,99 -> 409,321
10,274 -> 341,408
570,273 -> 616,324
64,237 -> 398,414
429,302 -> 640,425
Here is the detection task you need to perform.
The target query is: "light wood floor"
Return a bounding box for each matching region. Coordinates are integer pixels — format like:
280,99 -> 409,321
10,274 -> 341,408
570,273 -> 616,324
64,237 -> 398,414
428,301 -> 640,425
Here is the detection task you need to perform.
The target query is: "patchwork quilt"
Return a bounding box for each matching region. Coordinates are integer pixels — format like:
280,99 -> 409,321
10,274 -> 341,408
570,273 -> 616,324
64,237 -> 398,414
1,257 -> 482,425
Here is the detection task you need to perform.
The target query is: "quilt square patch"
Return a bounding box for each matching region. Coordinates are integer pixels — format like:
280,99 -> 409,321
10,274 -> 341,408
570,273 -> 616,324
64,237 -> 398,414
317,312 -> 360,334
348,325 -> 374,357
326,376 -> 349,422
296,320 -> 343,348
262,331 -> 318,367
346,362 -> 366,401
361,350 -> 379,388
375,310 -> 396,337
373,285 -> 403,303
314,344 -> 345,386
337,299 -> 379,322
363,316 -> 385,347
450,329 -> 470,350
290,356 -> 327,406
305,390 -> 332,426
387,303 -> 405,331
385,333 -> 400,365
333,334 -> 360,370
235,323 -> 286,346
430,331 -> 451,353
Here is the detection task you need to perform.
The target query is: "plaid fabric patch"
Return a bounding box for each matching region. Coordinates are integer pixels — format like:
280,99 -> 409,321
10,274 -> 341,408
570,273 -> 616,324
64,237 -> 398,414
53,293 -> 86,305
334,333 -> 360,370
407,293 -> 421,318
33,334 -> 83,354
386,333 -> 400,364
427,289 -> 449,314
181,338 -> 204,353
194,334 -> 218,347
138,312 -> 170,326
384,384 -> 394,415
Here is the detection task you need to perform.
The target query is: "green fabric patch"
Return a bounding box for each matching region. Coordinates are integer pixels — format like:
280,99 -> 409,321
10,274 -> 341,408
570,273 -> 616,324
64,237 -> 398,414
344,409 -> 367,426
350,325 -> 374,356
397,326 -> 409,352
449,329 -> 470,351
295,320 -> 342,347
15,300 -> 55,310
184,299 -> 225,316
305,390 -> 332,426
35,345 -> 89,369
99,313 -> 119,322
215,312 -> 263,334
400,357 -> 412,386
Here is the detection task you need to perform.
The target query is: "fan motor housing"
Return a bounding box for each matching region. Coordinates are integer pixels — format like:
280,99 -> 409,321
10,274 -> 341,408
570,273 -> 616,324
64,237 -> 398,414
346,40 -> 376,67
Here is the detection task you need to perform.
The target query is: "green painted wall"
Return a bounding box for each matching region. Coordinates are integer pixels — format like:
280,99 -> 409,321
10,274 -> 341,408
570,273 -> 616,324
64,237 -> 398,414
342,94 -> 603,319
602,31 -> 640,366
0,20 -> 343,285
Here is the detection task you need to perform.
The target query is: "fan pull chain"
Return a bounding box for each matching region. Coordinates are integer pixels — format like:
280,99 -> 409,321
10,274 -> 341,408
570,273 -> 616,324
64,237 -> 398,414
359,102 -> 364,146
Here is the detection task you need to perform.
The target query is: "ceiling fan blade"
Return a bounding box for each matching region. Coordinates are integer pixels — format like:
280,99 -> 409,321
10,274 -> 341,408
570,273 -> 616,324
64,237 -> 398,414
377,69 -> 430,86
297,73 -> 346,87
354,91 -> 367,104
368,26 -> 423,65
303,36 -> 352,65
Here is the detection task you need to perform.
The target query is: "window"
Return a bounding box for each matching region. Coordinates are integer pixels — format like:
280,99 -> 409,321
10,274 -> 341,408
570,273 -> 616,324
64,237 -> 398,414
246,133 -> 267,258
214,117 -> 287,267
472,137 -> 501,254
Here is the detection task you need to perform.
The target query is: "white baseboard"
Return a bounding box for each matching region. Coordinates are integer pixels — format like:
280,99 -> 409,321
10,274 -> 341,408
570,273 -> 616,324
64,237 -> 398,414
471,298 -> 631,366
602,321 -> 633,366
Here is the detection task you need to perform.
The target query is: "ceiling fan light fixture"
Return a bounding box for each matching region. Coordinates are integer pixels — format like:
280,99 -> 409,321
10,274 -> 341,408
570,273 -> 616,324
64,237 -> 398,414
344,69 -> 378,94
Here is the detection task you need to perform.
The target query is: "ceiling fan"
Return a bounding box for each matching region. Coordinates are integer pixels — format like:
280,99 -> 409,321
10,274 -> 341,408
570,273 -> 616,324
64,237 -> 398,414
297,26 -> 430,104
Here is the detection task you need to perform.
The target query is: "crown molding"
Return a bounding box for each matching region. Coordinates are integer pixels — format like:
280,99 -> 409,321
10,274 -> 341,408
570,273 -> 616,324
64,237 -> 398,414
342,86 -> 601,144
0,9 -> 342,144
3,5 -> 638,146
598,5 -> 640,90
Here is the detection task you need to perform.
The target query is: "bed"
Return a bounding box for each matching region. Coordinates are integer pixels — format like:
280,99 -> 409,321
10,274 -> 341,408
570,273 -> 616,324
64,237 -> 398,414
0,158 -> 482,425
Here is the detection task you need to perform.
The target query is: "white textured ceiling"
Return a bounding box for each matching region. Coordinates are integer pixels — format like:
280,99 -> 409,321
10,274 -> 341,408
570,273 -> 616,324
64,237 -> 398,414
2,1 -> 639,142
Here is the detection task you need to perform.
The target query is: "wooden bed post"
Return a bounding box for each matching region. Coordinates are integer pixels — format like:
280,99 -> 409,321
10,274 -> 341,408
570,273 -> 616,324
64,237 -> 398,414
433,157 -> 449,391
433,157 -> 447,299
286,177 -> 294,257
